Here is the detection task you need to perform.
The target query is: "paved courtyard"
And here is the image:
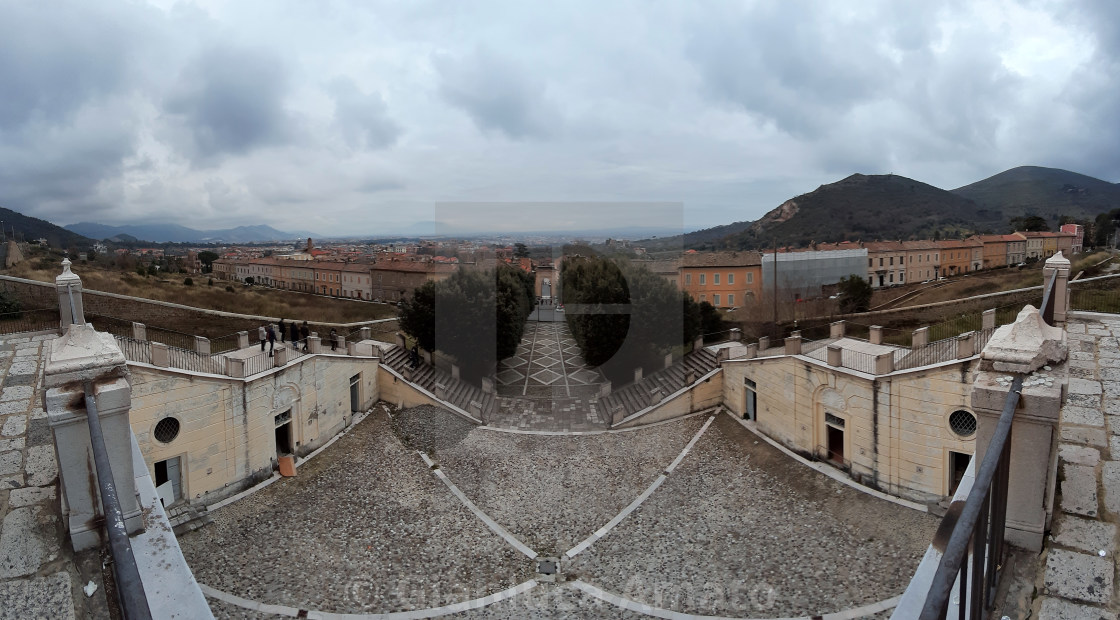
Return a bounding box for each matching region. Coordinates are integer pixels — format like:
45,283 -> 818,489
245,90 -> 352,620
495,322 -> 606,399
185,404 -> 938,619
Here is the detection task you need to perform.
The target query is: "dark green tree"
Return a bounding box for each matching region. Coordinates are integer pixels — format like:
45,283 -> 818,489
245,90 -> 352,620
698,301 -> 723,337
399,281 -> 436,352
1009,215 -> 1049,232
837,274 -> 873,313
198,251 -> 219,273
513,243 -> 530,258
562,257 -> 630,367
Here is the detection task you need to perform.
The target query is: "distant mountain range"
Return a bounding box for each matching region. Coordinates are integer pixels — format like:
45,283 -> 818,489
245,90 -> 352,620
64,222 -> 318,244
645,166 -> 1120,251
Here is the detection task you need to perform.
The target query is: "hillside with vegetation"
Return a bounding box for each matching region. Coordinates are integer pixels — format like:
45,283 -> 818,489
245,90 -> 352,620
950,166 -> 1120,224
0,206 -> 92,248
717,173 -> 992,250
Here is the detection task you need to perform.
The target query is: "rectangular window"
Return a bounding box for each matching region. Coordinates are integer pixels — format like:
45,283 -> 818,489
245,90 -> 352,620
713,294 -> 720,306
727,294 -> 734,306
700,294 -> 706,301
713,273 -> 720,285
868,258 -> 872,267
879,257 -> 884,266
746,272 -> 753,284
699,274 -> 706,285
890,257 -> 894,265
728,273 -> 734,285
685,273 -> 691,285
889,273 -> 894,283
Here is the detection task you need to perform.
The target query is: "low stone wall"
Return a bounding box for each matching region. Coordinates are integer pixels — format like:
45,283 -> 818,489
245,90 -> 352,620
377,365 -> 483,424
612,370 -> 724,429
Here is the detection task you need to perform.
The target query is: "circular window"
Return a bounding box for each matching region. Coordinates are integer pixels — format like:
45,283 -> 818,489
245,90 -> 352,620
949,410 -> 977,438
154,417 -> 181,444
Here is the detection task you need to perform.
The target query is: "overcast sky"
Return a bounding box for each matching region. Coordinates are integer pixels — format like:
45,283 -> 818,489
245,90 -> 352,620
2,0 -> 1118,236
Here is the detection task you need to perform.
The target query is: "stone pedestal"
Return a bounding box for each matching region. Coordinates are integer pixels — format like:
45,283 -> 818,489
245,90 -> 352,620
44,324 -> 141,552
758,336 -> 770,352
633,367 -> 643,383
1043,252 -> 1071,325
308,336 -> 321,354
360,327 -> 371,340
874,352 -> 893,375
982,309 -> 996,331
730,328 -> 741,342
228,357 -> 246,378
151,342 -> 169,368
664,354 -> 673,369
870,326 -> 883,345
827,345 -> 842,366
971,370 -> 1062,551
194,336 -> 210,355
236,331 -> 249,349
830,321 -> 845,339
132,322 -> 147,341
957,332 -> 975,358
912,326 -> 929,348
784,332 -> 801,355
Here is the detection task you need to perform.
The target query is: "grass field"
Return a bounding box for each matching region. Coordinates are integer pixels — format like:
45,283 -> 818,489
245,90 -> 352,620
4,259 -> 398,325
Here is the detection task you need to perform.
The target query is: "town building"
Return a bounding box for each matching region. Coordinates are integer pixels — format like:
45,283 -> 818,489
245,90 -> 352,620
340,263 -> 374,300
762,244 -> 869,296
680,250 -> 763,308
370,258 -> 457,302
902,240 -> 941,283
1060,223 -> 1084,253
977,235 -> 1009,269
864,241 -> 907,287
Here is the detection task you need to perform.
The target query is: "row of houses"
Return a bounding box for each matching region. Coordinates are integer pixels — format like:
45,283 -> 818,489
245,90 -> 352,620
665,227 -> 1082,308
212,255 -> 457,301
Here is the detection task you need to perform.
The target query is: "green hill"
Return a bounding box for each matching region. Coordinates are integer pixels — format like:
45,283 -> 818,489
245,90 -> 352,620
718,173 -> 994,250
950,165 -> 1120,223
0,206 -> 92,249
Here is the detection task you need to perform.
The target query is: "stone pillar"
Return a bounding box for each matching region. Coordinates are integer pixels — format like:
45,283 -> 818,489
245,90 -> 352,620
664,353 -> 673,369
481,377 -> 494,394
194,336 -> 210,355
870,326 -> 883,345
308,336 -> 321,354
228,357 -> 246,378
337,336 -> 347,352
827,345 -> 843,366
236,331 -> 249,349
274,347 -> 288,366
874,352 -> 894,375
1043,251 -> 1071,325
957,332 -> 975,358
452,364 -> 460,381
758,336 -> 770,352
912,326 -> 929,348
982,309 -> 996,331
132,322 -> 147,341
55,258 -> 85,328
693,336 -> 704,351
422,350 -> 432,365
151,342 -> 169,368
396,333 -> 407,348
784,332 -> 801,355
730,328 -> 742,342
717,347 -> 730,363
634,367 -> 643,383
434,382 -> 447,400
360,326 -> 371,340
599,382 -> 612,398
972,305 -> 1068,551
44,324 -> 141,551
745,343 -> 758,358
830,321 -> 845,339
685,369 -> 697,384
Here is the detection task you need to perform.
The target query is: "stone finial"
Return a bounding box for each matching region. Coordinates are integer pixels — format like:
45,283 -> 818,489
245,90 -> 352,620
980,305 -> 1068,373
1045,250 -> 1070,269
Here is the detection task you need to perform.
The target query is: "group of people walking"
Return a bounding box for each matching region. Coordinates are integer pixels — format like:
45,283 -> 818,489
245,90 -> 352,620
259,319 -> 312,356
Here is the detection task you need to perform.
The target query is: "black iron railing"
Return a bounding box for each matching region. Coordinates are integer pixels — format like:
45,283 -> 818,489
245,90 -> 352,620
919,374 -> 1022,619
1040,269 -> 1058,324
0,308 -> 62,336
83,383 -> 153,620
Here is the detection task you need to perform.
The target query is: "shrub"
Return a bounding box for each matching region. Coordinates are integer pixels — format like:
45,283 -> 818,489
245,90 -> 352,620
183,277 -> 194,286
208,278 -> 214,286
225,285 -> 234,292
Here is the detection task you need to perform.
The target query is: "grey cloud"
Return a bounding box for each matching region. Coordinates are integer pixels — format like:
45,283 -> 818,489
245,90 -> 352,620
434,47 -> 560,139
329,78 -> 401,150
687,1 -> 896,138
163,45 -> 294,162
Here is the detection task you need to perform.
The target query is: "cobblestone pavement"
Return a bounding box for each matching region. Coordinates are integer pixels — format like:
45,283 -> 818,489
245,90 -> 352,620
194,404 -> 937,618
564,415 -> 938,618
1031,317 -> 1120,618
180,410 -> 534,616
0,333 -> 108,620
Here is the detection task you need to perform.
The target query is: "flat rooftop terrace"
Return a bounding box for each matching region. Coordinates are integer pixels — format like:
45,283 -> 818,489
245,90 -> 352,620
181,404 -> 937,618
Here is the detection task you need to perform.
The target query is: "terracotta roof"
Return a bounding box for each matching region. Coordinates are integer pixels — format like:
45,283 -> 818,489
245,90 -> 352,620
680,251 -> 762,267
863,241 -> 905,252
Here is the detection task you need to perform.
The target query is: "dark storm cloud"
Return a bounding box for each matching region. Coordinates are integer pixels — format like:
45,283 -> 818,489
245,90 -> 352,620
434,47 -> 559,139
329,77 -> 401,150
163,45 -> 295,162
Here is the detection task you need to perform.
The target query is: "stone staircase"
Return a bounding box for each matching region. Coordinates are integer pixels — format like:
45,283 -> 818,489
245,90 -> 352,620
599,347 -> 720,423
380,345 -> 495,418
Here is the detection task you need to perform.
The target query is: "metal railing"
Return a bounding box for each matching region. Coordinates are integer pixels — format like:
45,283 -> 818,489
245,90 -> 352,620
840,348 -> 877,374
167,346 -> 227,375
114,336 -> 152,365
895,336 -> 958,371
1069,273 -> 1120,314
209,332 -> 242,355
145,325 -> 198,351
83,382 -> 153,620
243,350 -> 273,376
86,312 -> 136,339
0,308 -> 62,336
917,375 -> 1021,619
1040,268 -> 1058,324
